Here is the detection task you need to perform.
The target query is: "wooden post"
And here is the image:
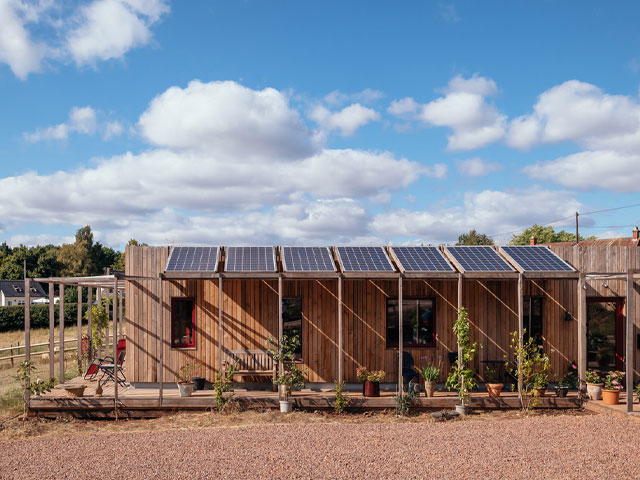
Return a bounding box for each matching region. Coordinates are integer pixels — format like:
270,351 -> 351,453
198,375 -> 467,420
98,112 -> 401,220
517,274 -> 524,399
278,275 -> 283,376
87,287 -> 93,362
218,275 -> 223,374
398,275 -> 403,394
159,279 -> 164,407
338,275 -> 343,384
577,274 -> 587,389
48,282 -> 55,380
105,288 -> 112,358
627,272 -> 634,413
96,288 -> 102,359
457,274 -> 463,369
118,283 -> 123,338
77,286 -> 82,373
59,284 -> 65,382
24,278 -> 31,411
113,278 -> 119,412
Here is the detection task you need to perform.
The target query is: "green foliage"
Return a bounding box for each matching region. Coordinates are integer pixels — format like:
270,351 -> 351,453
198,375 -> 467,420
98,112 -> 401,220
484,365 -> 499,383
635,383 -> 640,402
266,335 -> 307,395
0,387 -> 24,415
446,307 -> 478,406
85,298 -> 110,354
509,224 -> 595,245
505,330 -> 550,411
355,367 -> 385,382
176,359 -> 203,383
417,364 -> 440,382
332,380 -> 351,414
214,361 -> 237,412
603,370 -> 624,390
394,387 -> 416,416
456,229 -> 494,246
585,370 -> 601,384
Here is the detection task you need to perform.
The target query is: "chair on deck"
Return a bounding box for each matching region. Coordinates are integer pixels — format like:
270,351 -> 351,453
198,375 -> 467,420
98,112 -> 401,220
84,339 -> 126,384
397,351 -> 418,391
98,348 -> 127,387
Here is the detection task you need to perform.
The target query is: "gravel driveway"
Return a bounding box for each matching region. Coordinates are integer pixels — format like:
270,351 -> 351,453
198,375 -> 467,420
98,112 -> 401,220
2,414 -> 639,479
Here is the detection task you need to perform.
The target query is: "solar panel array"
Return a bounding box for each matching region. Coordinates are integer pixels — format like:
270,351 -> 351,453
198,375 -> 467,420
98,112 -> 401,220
282,247 -> 335,272
166,246 -> 219,272
392,246 -> 454,272
446,246 -> 514,272
502,246 -> 574,272
225,247 -> 276,272
337,246 -> 394,272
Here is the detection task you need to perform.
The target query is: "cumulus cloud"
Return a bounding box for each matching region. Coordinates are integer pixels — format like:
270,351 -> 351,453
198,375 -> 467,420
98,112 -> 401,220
310,103 -> 380,137
371,188 -> 581,244
456,158 -> 502,177
24,106 -> 122,142
323,88 -> 384,107
387,97 -> 419,116
0,0 -> 168,79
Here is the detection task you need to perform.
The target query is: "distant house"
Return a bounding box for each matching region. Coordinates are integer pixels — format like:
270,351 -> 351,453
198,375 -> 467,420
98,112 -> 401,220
0,280 -> 47,306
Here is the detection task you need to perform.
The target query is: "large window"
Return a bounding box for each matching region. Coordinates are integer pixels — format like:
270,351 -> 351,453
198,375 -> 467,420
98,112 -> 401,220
524,297 -> 543,347
386,298 -> 435,348
171,297 -> 195,349
282,297 -> 302,359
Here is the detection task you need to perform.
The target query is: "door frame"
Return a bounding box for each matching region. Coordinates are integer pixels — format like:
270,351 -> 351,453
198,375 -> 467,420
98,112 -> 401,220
586,296 -> 625,371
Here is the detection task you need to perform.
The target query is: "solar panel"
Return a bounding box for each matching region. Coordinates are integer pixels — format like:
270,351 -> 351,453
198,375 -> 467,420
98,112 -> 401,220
225,247 -> 276,272
282,247 -> 335,272
166,246 -> 219,272
502,246 -> 574,272
336,247 -> 394,272
446,246 -> 514,272
392,246 -> 454,272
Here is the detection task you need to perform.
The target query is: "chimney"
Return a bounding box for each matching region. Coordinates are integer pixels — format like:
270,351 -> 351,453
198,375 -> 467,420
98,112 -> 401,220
633,226 -> 639,245
529,235 -> 536,246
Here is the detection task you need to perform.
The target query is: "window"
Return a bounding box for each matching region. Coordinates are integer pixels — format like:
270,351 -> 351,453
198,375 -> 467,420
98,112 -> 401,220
524,297 -> 543,347
387,298 -> 435,347
282,297 -> 302,359
171,298 -> 195,349
13,285 -> 22,293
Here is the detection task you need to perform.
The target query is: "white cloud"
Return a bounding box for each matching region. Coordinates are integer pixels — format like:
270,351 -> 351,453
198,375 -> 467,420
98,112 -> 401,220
324,88 -> 384,107
310,103 -> 380,137
456,158 -> 502,177
69,106 -> 97,134
419,74 -> 506,150
0,0 -> 47,79
23,105 -> 121,142
103,120 -> 124,140
438,3 -> 460,23
370,188 -> 581,244
24,123 -> 69,142
387,97 -> 419,116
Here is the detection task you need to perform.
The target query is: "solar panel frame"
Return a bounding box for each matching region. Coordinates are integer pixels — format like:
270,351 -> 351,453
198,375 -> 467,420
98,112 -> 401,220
501,246 -> 575,272
391,246 -> 455,273
336,246 -> 395,272
165,246 -> 220,272
224,246 -> 277,272
282,247 -> 336,272
445,246 -> 515,272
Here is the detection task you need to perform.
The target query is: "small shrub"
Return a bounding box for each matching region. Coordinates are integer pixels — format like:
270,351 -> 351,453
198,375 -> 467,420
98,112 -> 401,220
214,361 -> 237,412
586,370 -> 601,384
333,380 -> 351,414
394,388 -> 416,417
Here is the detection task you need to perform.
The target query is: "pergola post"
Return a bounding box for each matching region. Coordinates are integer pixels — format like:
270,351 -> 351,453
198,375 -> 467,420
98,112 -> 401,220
113,278 -> 119,413
159,279 -> 164,407
627,271 -> 634,413
457,274 -> 463,370
577,274 -> 587,390
106,288 -> 112,358
278,275 -> 283,376
77,286 -> 82,373
218,275 -> 223,375
24,278 -> 31,412
48,282 -> 55,380
87,287 -> 93,363
118,283 -> 123,338
398,275 -> 403,394
338,275 -> 343,384
517,273 -> 524,398
96,288 -> 102,359
59,284 -> 65,382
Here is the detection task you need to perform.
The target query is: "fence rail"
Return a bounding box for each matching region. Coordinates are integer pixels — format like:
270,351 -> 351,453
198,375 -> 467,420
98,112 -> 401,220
0,338 -> 114,363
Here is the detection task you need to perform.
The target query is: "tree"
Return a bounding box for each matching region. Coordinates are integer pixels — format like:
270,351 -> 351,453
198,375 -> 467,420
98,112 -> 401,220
509,224 -> 595,245
110,239 -> 148,272
456,229 -> 494,246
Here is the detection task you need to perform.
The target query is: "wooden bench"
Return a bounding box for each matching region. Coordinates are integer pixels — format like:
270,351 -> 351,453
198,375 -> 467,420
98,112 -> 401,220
223,349 -> 276,389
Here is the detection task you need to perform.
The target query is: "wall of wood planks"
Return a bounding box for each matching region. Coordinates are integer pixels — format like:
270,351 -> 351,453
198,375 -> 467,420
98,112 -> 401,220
126,245 -> 639,384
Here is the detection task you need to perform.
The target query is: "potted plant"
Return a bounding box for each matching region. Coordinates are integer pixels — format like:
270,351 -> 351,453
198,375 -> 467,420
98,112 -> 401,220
555,375 -> 570,397
532,372 -> 549,397
586,370 -> 603,400
484,366 -> 504,398
267,335 -> 307,413
417,363 -> 440,397
602,370 -> 625,405
446,307 -> 477,415
176,359 -> 202,397
356,367 -> 385,397
505,329 -> 550,411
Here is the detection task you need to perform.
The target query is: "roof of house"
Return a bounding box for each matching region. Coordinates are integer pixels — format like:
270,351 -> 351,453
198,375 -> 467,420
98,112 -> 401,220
0,280 -> 47,298
541,238 -> 640,247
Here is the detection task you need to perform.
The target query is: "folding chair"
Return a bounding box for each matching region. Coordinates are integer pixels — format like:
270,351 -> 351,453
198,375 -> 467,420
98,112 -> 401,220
98,348 -> 127,387
84,339 -> 126,382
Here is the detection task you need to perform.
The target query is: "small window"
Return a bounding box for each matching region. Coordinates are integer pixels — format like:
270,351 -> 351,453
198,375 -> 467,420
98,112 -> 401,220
13,285 -> 22,293
171,298 -> 196,349
282,297 -> 302,359
524,297 -> 543,347
387,298 -> 435,348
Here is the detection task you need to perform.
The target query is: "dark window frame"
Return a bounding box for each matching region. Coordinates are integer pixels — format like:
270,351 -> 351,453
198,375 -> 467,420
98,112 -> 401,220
171,297 -> 196,350
386,296 -> 436,349
282,296 -> 303,360
523,296 -> 543,347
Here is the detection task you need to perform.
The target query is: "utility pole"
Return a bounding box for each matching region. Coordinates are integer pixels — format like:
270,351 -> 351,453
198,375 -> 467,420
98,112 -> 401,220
575,212 -> 579,244
23,260 -> 26,280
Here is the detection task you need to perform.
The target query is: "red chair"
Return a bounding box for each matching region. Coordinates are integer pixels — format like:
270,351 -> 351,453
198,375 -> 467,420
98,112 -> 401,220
84,339 -> 126,382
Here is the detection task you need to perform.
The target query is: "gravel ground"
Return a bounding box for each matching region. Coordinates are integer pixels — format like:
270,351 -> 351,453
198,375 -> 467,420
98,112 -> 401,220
1,414 -> 639,479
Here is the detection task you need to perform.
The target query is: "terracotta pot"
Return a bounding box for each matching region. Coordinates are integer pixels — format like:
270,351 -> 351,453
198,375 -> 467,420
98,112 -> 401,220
486,383 -> 504,398
602,389 -> 621,405
424,381 -> 436,397
363,381 -> 380,397
533,386 -> 547,397
587,383 -> 603,401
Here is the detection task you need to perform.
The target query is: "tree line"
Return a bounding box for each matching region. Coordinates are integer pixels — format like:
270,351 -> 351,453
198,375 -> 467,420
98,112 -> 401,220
455,224 -> 595,246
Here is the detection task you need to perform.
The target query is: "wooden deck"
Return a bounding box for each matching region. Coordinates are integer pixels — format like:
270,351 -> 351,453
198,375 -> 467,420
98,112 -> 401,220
28,377 -> 583,418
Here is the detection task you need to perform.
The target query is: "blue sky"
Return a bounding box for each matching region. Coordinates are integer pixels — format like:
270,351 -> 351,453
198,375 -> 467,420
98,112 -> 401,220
1,1 -> 640,248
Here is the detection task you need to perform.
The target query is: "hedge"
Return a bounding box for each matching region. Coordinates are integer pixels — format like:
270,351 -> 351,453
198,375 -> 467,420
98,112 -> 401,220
0,304 -> 89,333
